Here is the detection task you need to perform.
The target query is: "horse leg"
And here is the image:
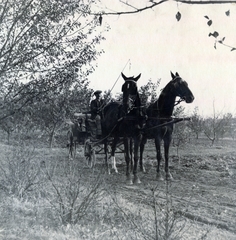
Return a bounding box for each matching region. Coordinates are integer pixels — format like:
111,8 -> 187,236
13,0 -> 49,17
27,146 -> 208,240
133,134 -> 142,184
110,137 -> 119,173
139,137 -> 146,173
105,137 -> 119,174
67,131 -> 73,158
164,137 -> 173,180
155,137 -> 164,181
124,137 -> 132,185
104,140 -> 110,174
129,138 -> 133,171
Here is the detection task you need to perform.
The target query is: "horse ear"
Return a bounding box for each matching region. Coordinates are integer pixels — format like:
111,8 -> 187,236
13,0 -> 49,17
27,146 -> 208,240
121,72 -> 128,81
121,84 -> 125,92
175,72 -> 179,77
171,71 -> 175,79
134,73 -> 141,82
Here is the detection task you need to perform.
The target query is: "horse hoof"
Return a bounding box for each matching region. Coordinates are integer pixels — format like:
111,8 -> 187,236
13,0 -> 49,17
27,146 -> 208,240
126,173 -> 133,185
133,176 -> 141,184
166,173 -> 174,181
156,173 -> 164,181
126,178 -> 133,185
140,166 -> 146,173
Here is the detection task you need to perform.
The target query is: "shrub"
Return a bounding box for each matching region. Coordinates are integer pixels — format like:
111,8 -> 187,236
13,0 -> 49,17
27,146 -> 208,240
42,159 -> 103,226
0,142 -> 41,198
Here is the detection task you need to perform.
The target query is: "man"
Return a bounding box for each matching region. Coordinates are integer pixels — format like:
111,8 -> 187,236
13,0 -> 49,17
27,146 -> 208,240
90,90 -> 104,136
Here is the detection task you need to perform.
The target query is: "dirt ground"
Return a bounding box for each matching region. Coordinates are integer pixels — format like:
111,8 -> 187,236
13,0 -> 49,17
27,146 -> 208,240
1,135 -> 236,239
80,137 -> 236,239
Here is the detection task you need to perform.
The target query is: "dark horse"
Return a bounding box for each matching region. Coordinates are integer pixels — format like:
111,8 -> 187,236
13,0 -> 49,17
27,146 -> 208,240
102,72 -> 145,184
140,72 -> 194,180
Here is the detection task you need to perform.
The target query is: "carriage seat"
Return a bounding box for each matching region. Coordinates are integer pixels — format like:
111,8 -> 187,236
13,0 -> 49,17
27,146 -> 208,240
88,116 -> 102,138
74,112 -> 102,138
74,113 -> 88,132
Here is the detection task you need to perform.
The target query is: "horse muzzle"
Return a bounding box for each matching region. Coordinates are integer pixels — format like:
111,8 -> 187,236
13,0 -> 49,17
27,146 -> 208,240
184,95 -> 194,103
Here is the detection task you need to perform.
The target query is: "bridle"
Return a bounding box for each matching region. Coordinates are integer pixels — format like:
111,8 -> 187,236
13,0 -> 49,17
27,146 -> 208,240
122,80 -> 140,112
174,98 -> 185,106
172,76 -> 188,106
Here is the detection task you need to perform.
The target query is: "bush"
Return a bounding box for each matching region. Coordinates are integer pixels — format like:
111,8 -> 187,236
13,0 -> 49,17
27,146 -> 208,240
0,142 -> 41,198
42,159 -> 103,225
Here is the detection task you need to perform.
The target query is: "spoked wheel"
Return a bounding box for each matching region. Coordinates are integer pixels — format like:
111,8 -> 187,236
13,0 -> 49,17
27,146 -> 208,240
67,131 -> 77,159
84,139 -> 96,168
70,141 -> 77,159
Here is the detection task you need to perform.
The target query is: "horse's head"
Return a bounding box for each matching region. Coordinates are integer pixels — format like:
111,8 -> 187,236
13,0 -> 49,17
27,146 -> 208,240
121,72 -> 141,110
170,72 -> 194,103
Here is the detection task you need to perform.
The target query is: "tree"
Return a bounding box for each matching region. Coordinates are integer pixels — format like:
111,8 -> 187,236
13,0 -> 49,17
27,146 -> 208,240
172,106 -> 191,154
0,0 -> 105,122
216,113 -> 233,139
188,107 -> 203,139
202,103 -> 233,145
139,78 -> 161,106
26,80 -> 93,148
226,115 -> 236,140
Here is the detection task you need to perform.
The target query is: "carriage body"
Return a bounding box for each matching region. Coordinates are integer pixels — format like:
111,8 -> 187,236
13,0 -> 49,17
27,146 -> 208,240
67,112 -> 94,159
67,111 -> 124,167
68,113 -> 90,144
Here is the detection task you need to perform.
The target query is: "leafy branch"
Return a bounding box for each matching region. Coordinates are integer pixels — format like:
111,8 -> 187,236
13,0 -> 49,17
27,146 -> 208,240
204,12 -> 236,51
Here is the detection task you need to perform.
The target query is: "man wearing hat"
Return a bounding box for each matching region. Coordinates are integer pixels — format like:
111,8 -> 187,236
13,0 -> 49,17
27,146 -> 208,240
90,90 -> 104,136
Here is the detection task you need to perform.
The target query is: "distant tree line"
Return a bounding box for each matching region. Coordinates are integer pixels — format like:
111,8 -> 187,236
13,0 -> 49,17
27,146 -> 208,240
173,107 -> 235,146
1,75 -> 235,147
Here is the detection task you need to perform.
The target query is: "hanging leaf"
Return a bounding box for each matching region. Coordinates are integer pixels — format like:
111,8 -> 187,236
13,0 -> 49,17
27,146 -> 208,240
176,11 -> 181,21
207,20 -> 212,26
218,37 -> 225,44
214,42 -> 217,49
209,31 -> 219,38
225,10 -> 230,16
99,14 -> 102,26
204,16 -> 209,19
231,48 -> 236,51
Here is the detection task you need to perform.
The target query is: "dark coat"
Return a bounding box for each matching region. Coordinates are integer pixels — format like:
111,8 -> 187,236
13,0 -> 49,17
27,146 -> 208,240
90,99 -> 104,119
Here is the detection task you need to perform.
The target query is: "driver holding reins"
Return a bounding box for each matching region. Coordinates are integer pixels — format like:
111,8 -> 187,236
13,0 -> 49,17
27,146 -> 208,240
90,90 -> 104,137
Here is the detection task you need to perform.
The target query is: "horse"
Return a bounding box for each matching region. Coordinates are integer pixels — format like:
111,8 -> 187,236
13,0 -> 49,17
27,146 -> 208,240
102,72 -> 145,184
140,72 -> 194,180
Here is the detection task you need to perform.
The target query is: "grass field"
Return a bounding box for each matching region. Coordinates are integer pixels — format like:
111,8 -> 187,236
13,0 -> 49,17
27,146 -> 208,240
0,131 -> 235,239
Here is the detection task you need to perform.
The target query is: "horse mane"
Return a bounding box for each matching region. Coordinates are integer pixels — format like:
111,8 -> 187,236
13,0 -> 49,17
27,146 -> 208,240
103,101 -> 121,116
146,99 -> 159,117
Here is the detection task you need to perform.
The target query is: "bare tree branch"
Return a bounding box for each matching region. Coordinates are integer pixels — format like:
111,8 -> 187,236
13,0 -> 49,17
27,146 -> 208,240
88,0 -> 236,16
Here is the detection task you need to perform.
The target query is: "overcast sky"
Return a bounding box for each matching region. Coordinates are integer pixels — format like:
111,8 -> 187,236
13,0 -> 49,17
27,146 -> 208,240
89,1 -> 236,117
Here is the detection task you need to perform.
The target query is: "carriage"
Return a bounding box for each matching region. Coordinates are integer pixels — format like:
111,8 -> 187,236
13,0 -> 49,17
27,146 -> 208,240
67,72 -> 195,183
66,111 -> 125,170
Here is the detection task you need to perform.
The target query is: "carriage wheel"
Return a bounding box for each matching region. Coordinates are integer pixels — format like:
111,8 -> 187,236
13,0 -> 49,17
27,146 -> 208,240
71,141 -> 77,159
67,131 -> 76,159
68,141 -> 76,159
84,140 -> 96,168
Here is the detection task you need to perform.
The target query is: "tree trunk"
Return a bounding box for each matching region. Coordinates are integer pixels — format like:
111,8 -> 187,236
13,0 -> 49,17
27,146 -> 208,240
49,126 -> 56,148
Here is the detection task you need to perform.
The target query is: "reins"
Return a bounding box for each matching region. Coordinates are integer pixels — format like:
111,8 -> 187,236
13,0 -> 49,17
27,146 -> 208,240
174,97 -> 185,106
143,117 -> 191,131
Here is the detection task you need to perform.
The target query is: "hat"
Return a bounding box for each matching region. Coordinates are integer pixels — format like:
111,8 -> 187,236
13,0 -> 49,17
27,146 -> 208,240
94,90 -> 102,95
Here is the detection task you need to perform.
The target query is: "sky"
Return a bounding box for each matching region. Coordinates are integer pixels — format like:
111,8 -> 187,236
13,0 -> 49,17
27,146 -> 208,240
89,1 -> 236,117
